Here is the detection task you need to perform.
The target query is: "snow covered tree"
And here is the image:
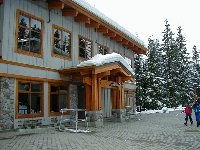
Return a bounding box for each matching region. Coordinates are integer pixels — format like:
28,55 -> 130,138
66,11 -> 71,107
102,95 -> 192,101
175,26 -> 194,105
145,38 -> 166,109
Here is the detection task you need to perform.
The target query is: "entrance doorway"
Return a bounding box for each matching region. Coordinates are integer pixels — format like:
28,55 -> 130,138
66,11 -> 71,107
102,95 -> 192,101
77,85 -> 86,118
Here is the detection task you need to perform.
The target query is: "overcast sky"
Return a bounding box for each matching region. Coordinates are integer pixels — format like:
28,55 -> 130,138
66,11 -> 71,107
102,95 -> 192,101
85,0 -> 200,52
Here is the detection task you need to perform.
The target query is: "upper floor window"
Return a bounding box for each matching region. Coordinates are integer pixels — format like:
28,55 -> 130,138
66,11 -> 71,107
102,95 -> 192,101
15,10 -> 44,57
98,44 -> 109,55
79,36 -> 92,60
125,56 -> 132,66
16,80 -> 44,118
52,25 -> 71,59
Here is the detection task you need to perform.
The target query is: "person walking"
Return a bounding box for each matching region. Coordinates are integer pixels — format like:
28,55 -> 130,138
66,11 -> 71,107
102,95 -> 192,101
193,101 -> 200,127
184,103 -> 193,126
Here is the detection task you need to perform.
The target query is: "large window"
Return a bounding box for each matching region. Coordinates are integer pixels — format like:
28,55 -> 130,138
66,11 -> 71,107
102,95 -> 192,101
52,25 -> 71,59
79,36 -> 92,59
98,44 -> 109,55
17,80 -> 43,118
49,84 -> 69,116
15,10 -> 43,57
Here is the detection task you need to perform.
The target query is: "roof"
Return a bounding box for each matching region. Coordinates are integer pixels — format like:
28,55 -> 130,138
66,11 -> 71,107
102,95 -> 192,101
46,0 -> 148,54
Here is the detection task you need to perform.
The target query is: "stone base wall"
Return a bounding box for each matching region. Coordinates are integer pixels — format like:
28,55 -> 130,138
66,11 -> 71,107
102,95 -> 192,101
0,77 -> 15,129
87,111 -> 103,127
111,109 -> 126,122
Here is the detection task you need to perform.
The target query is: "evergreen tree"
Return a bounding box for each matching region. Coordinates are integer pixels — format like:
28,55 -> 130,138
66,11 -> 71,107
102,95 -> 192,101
145,38 -> 166,109
175,26 -> 194,105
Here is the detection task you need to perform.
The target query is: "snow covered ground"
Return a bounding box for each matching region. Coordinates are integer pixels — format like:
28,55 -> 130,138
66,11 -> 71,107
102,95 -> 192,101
136,105 -> 185,114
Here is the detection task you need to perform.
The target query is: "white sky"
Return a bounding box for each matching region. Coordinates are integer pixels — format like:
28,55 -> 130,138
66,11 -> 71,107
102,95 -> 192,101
85,0 -> 200,52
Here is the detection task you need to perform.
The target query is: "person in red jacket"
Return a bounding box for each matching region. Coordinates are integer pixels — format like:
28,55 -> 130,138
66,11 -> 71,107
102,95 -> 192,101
184,103 -> 193,126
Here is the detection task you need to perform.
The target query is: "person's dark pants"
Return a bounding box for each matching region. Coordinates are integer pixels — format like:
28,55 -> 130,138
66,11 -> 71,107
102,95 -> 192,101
185,114 -> 193,124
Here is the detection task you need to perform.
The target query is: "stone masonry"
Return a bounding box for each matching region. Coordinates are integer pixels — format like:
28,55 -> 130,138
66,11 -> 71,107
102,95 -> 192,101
0,77 -> 15,129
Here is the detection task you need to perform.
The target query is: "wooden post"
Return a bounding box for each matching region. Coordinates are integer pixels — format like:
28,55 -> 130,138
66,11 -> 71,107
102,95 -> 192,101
91,74 -> 98,111
98,78 -> 102,110
85,85 -> 92,111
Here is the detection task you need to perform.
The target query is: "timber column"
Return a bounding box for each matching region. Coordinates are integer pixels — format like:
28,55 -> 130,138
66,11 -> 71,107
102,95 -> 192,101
85,74 -> 103,127
111,80 -> 126,122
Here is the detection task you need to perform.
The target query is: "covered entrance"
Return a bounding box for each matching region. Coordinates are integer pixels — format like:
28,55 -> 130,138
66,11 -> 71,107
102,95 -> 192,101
59,60 -> 134,126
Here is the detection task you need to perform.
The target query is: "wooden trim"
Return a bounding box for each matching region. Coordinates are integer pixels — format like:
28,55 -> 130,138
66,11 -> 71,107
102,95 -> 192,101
15,80 -> 44,119
74,14 -> 90,23
51,24 -> 72,60
0,59 -> 58,72
48,0 -> 64,9
0,73 -> 81,84
62,0 -> 147,54
78,35 -> 93,60
85,20 -> 100,28
62,8 -> 78,16
15,9 -> 44,58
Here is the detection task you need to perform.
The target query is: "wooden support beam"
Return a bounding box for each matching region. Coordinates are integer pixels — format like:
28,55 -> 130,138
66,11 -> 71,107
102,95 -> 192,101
118,39 -> 129,45
111,89 -> 117,109
85,85 -> 92,111
100,80 -> 113,88
96,25 -> 108,33
110,68 -> 121,74
98,78 -> 102,110
97,71 -> 110,78
85,20 -> 100,28
60,73 -> 70,78
121,76 -> 133,82
62,8 -> 78,16
74,14 -> 90,23
72,74 -> 82,80
48,0 -> 64,9
110,35 -> 123,42
103,30 -> 116,37
83,77 -> 92,86
91,74 -> 98,111
94,64 -> 121,74
80,71 -> 91,76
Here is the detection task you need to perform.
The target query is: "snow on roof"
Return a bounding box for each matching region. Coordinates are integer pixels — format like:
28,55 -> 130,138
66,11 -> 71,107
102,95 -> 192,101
77,53 -> 134,75
72,0 -> 146,48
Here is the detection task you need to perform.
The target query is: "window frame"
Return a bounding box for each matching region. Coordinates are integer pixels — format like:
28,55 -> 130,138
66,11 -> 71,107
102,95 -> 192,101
97,44 -> 109,55
78,35 -> 93,60
15,9 -> 44,58
16,80 -> 44,119
52,24 -> 72,60
48,83 -> 70,116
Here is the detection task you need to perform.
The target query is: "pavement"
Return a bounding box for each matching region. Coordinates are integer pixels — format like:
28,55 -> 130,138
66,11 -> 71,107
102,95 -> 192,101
0,110 -> 200,150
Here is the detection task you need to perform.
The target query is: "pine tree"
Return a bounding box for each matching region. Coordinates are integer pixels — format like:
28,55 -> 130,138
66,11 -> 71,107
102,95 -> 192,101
175,26 -> 194,105
145,38 -> 166,109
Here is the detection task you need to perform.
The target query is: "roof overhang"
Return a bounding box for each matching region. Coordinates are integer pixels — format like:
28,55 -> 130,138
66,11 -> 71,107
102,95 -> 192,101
58,62 -> 134,84
34,0 -> 148,54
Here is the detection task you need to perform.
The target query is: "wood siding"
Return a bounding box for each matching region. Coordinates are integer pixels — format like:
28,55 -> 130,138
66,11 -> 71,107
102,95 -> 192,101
1,0 -> 135,72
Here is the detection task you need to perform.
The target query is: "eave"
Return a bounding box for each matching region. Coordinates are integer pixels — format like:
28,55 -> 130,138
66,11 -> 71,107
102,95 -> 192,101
34,0 -> 148,54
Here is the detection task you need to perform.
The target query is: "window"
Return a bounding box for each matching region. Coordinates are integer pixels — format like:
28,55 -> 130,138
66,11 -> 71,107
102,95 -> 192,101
16,80 -> 43,118
98,44 -> 109,55
49,84 -> 69,116
79,36 -> 92,59
52,25 -> 71,59
125,56 -> 132,67
15,10 -> 43,57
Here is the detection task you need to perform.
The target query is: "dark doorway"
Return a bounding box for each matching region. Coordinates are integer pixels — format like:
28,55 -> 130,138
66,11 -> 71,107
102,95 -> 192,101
77,85 -> 86,119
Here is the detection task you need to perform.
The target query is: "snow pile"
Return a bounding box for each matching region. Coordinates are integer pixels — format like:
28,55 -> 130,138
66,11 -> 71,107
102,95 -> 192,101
137,105 -> 185,114
77,53 -> 134,75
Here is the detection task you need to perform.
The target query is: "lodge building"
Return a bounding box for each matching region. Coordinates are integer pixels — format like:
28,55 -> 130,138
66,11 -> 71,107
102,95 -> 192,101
0,0 -> 147,129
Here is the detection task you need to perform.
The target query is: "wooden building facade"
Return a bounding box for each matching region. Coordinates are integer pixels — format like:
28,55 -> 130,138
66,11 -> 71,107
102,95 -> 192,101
0,0 -> 147,129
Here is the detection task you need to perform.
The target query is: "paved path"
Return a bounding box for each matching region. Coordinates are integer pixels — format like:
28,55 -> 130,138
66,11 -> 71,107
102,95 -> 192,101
0,110 -> 200,150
